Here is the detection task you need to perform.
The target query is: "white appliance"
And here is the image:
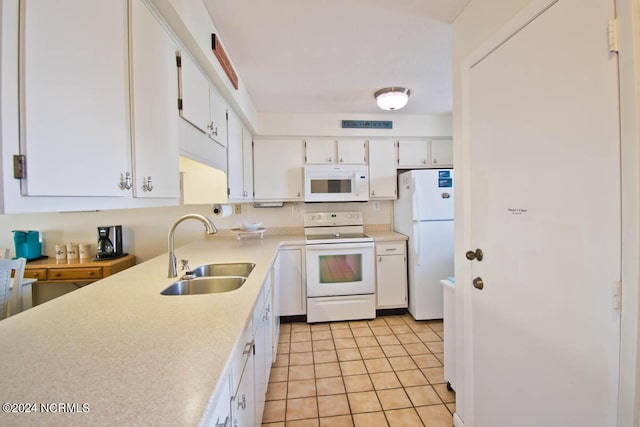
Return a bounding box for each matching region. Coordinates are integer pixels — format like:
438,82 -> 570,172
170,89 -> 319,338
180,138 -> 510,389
394,169 -> 454,320
304,211 -> 375,323
304,165 -> 369,202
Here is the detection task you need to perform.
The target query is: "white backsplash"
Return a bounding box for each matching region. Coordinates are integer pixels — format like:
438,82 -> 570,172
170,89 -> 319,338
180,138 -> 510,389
0,201 -> 392,262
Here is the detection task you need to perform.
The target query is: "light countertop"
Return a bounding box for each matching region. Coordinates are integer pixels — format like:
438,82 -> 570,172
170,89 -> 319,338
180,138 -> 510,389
0,234 -> 303,426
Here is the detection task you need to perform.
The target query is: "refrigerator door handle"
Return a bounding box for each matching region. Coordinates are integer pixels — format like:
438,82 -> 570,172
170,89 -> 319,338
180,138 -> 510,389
413,222 -> 421,266
412,176 -> 419,222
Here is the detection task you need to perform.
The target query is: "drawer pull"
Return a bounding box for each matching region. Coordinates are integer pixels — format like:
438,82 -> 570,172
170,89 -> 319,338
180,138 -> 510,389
385,248 -> 398,251
242,340 -> 254,355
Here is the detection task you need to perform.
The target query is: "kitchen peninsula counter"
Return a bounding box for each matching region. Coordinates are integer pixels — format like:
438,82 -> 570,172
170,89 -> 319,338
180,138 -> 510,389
0,234 -> 303,426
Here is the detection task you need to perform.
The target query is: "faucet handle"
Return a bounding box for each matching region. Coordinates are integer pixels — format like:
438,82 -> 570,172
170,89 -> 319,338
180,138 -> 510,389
180,259 -> 191,272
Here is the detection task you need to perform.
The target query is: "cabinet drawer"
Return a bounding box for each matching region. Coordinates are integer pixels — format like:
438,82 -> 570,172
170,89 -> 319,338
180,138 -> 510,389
24,269 -> 47,280
375,242 -> 406,256
48,267 -> 103,281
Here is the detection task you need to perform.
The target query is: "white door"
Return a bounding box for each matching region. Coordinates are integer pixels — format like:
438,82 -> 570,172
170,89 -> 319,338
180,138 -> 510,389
465,1 -> 620,426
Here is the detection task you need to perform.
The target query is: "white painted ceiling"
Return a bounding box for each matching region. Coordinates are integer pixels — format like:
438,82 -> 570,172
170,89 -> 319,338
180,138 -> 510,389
203,0 -> 470,115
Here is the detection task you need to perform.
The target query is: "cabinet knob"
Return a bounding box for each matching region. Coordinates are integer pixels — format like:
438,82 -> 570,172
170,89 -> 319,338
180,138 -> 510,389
142,176 -> 153,192
119,172 -> 132,190
433,158 -> 438,164
339,157 -> 343,163
328,157 -> 332,162
422,159 -> 427,164
297,192 -> 301,197
473,277 -> 484,290
372,191 -> 375,196
465,248 -> 484,261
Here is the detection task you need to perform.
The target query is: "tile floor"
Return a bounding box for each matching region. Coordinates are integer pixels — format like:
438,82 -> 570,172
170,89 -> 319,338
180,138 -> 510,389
262,313 -> 455,427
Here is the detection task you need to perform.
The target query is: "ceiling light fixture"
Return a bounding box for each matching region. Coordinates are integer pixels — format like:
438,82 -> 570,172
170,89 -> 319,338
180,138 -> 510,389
374,87 -> 411,111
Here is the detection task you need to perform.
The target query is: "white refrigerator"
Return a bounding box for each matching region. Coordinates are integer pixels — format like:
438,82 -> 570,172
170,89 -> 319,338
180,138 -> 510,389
394,169 -> 454,320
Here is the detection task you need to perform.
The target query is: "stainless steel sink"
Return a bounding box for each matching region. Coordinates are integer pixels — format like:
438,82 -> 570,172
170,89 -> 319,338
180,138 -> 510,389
161,276 -> 246,296
189,262 -> 256,278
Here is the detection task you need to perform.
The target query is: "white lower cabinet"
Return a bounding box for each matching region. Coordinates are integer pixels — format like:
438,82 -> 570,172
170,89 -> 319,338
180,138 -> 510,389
253,275 -> 273,427
230,315 -> 255,427
375,240 -> 408,309
277,247 -> 306,316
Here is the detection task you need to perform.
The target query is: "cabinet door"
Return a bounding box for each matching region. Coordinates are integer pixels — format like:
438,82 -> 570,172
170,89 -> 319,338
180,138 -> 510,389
178,53 -> 210,135
338,140 -> 367,164
20,0 -> 129,197
232,359 -> 255,427
430,139 -> 453,167
368,140 -> 397,199
242,127 -> 254,199
397,139 -> 430,168
130,0 -> 179,199
226,109 -> 244,201
376,248 -> 408,309
277,248 -> 305,316
209,86 -> 228,147
305,139 -> 334,164
253,140 -> 304,201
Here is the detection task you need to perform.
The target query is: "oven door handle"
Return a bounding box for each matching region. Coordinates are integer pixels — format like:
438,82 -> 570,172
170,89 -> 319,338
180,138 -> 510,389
305,242 -> 374,251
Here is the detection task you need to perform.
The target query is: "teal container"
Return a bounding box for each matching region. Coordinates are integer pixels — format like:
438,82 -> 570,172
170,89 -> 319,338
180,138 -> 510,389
13,230 -> 41,260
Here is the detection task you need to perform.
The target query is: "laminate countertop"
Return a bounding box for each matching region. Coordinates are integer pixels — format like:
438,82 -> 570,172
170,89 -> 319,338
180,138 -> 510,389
0,234 -> 303,426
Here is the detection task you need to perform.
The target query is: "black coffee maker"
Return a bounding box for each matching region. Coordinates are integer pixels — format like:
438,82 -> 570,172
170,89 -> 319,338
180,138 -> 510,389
96,225 -> 124,259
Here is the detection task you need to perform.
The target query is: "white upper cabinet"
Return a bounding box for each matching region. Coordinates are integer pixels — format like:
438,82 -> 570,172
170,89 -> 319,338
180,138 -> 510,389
209,86 -> 228,147
305,139 -> 367,165
430,139 -> 453,167
397,139 -> 430,168
20,0 -> 129,197
177,53 -> 211,136
254,139 -> 304,201
227,110 -> 253,202
130,0 -> 180,199
368,139 -> 397,199
242,126 -> 254,200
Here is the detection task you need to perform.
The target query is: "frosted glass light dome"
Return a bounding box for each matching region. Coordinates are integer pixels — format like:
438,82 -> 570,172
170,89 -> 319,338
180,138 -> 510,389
374,87 -> 410,110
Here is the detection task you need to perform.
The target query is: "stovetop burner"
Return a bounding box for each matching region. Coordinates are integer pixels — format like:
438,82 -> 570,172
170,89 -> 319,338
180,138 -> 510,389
304,212 -> 373,244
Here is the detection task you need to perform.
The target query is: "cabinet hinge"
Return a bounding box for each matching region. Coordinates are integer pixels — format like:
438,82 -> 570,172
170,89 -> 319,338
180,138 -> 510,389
613,280 -> 622,313
608,18 -> 619,53
227,188 -> 230,196
225,111 -> 228,120
177,98 -> 183,110
176,55 -> 182,68
13,155 -> 26,179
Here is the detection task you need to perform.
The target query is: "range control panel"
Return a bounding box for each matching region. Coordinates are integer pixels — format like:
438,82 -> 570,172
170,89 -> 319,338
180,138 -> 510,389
303,211 -> 363,227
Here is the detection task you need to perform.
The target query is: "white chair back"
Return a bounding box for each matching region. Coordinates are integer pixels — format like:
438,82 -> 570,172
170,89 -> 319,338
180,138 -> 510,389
0,258 -> 26,320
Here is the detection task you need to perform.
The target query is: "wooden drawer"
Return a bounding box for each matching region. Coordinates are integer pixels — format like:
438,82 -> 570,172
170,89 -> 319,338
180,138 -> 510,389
24,268 -> 47,280
375,241 -> 406,256
48,267 -> 103,281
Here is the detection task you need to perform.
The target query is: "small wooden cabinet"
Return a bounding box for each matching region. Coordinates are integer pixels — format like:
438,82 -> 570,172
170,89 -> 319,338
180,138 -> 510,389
375,240 -> 408,309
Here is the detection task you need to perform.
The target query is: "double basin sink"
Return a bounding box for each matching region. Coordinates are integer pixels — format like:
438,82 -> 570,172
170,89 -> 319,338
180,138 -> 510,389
161,263 -> 255,296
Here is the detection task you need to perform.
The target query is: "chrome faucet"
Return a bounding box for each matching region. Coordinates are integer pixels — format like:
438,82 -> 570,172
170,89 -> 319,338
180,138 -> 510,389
168,214 -> 217,278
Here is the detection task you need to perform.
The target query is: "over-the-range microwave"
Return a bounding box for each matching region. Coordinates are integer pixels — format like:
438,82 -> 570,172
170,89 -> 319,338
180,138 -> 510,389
304,164 -> 369,202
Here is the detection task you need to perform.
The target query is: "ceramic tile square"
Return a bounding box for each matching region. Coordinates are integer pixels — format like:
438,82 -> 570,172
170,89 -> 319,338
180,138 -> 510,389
336,348 -> 362,362
381,345 -> 408,357
364,358 -> 393,373
319,414 -> 354,427
289,365 -> 315,381
313,340 -> 336,351
278,343 -> 291,354
369,372 -> 402,390
436,331 -> 445,341
347,391 -> 382,413
270,367 -> 289,383
315,362 -> 342,378
353,411 -> 388,427
395,369 -> 429,387
262,423 -> 284,427
370,326 -> 393,336
433,383 -> 456,404
446,403 -> 456,415
434,353 -> 445,364
332,329 -> 354,339
273,353 -> 290,368
355,336 -> 379,348
286,396 -> 319,421
314,350 -> 338,364
348,320 -> 370,329
318,393 -> 351,417
288,379 -> 317,399
366,318 -> 388,326
266,381 -> 287,401
290,341 -> 313,353
340,360 -> 367,376
403,342 -> 430,356
389,324 -> 412,335
286,419 -> 320,427
416,404 -> 453,427
311,323 -> 331,331
263,400 -> 286,423
359,346 -> 385,359
376,388 -> 412,410
292,323 -> 312,332
280,324 -> 292,333
408,323 -> 433,333
316,376 -> 346,396
334,338 -> 358,349
375,335 -> 401,346
383,316 -> 406,326
422,367 -> 445,384
412,354 -> 442,369
387,356 -> 418,371
280,334 -> 292,344
330,322 -> 351,330
351,328 -> 374,337
290,352 -> 314,366
416,331 -> 442,342
427,320 -> 444,332
343,374 -> 374,393
384,407 -> 422,427
291,331 -> 312,342
426,342 -> 444,353
404,384 -> 441,406
312,330 -> 333,341
396,333 -> 421,344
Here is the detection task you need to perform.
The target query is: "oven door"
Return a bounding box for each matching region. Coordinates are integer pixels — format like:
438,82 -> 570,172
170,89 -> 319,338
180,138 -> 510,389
306,242 -> 374,297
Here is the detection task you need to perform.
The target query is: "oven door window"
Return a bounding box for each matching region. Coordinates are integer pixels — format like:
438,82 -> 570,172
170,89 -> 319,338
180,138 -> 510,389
310,179 -> 352,194
318,254 -> 362,283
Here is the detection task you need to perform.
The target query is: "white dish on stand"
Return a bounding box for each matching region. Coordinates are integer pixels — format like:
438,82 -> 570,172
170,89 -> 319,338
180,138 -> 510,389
230,227 -> 265,240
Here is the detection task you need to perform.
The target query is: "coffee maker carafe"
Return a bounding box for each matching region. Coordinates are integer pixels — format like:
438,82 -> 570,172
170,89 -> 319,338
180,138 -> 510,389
96,225 -> 123,259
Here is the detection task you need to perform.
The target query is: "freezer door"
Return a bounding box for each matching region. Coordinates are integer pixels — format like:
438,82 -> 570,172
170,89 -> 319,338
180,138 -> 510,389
411,169 -> 454,221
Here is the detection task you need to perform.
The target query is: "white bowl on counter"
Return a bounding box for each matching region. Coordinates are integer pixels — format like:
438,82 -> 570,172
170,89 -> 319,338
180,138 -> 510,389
241,222 -> 263,231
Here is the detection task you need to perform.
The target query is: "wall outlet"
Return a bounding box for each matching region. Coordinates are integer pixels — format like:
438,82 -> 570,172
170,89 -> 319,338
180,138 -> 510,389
233,204 -> 242,214
373,201 -> 380,212
291,203 -> 298,213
